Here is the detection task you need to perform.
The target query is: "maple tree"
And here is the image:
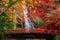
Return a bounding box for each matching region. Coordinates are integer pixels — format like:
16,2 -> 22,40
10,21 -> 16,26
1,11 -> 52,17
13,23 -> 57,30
0,0 -> 24,40
26,0 -> 60,29
0,0 -> 60,40
26,0 -> 60,40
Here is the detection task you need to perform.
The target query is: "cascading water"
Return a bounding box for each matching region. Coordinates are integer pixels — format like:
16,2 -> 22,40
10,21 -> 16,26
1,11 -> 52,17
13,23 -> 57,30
23,5 -> 34,32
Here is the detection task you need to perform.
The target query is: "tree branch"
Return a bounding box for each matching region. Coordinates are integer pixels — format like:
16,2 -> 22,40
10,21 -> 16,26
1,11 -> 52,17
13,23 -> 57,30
2,0 -> 22,14
4,1 -> 18,12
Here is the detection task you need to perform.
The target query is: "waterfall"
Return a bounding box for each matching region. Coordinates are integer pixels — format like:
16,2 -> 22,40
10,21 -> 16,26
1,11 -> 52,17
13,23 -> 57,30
23,5 -> 34,32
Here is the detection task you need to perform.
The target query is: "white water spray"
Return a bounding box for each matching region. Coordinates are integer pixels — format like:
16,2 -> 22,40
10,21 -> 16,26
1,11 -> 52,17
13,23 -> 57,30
23,5 -> 34,32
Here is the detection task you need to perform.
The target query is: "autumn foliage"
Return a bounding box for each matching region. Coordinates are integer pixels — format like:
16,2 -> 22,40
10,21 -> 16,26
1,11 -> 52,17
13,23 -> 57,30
26,0 -> 60,30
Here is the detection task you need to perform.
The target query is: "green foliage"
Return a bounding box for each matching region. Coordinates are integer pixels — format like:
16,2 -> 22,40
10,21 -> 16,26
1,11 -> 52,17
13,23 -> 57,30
55,0 -> 60,4
0,12 -> 8,40
0,0 -> 22,40
0,12 -> 15,40
33,17 -> 45,27
55,33 -> 60,40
